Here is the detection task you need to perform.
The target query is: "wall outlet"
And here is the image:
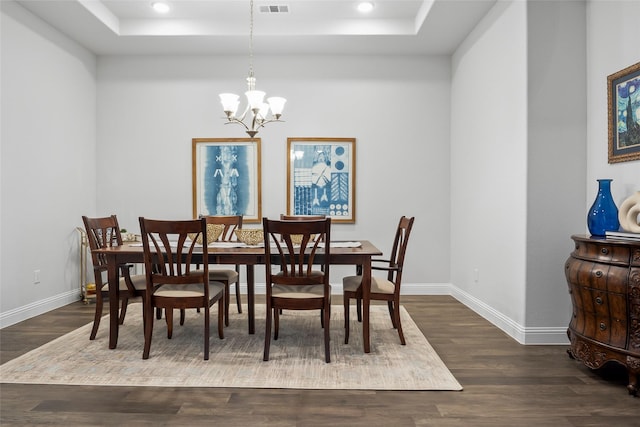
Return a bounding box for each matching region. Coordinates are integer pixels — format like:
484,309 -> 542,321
33,269 -> 41,284
473,268 -> 479,283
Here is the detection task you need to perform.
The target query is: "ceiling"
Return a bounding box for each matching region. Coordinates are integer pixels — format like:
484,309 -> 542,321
16,0 -> 497,56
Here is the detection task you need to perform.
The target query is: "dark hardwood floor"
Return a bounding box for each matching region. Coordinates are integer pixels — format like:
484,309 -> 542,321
1,295 -> 638,426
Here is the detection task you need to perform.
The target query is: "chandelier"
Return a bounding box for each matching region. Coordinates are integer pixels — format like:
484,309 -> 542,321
219,0 -> 286,138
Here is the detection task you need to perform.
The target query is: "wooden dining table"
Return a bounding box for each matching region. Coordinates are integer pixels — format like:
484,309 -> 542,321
93,240 -> 382,353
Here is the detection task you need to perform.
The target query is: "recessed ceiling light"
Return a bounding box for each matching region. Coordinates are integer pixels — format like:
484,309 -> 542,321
357,2 -> 374,13
151,2 -> 170,14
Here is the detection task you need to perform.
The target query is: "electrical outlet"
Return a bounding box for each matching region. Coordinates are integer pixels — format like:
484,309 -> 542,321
473,268 -> 479,283
33,269 -> 41,284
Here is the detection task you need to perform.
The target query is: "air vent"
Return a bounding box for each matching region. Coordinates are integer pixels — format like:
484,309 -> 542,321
259,5 -> 289,13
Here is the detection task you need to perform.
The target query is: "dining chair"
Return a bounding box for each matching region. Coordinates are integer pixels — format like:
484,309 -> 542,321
138,217 -> 225,360
263,217 -> 332,363
279,214 -> 326,241
201,215 -> 243,326
342,216 -> 415,345
82,215 -> 147,340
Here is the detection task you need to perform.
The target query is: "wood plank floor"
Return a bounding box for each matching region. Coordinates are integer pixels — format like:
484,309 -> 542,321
1,295 -> 638,426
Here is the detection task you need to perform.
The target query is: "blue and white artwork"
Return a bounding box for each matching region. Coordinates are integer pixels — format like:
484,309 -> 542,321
289,139 -> 354,222
194,139 -> 260,221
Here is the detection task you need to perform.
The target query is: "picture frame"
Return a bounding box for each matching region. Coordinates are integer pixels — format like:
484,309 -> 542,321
192,138 -> 262,223
287,137 -> 356,223
608,61 -> 640,164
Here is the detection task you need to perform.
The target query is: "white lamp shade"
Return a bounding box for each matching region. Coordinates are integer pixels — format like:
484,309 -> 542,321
267,97 -> 286,116
256,103 -> 271,119
220,93 -> 240,115
245,90 -> 266,109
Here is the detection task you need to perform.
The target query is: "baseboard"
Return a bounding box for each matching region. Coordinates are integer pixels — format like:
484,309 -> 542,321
0,289 -> 81,329
0,283 -> 571,345
449,286 -> 569,345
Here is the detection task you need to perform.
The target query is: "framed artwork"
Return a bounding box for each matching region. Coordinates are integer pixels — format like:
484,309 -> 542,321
608,61 -> 640,164
192,138 -> 262,223
287,137 -> 356,223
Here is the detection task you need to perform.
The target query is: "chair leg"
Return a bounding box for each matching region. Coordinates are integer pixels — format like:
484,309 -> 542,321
388,300 -> 397,328
156,307 -> 162,319
166,309 -> 174,339
143,304 -> 154,359
141,302 -> 147,332
180,309 -> 186,326
224,281 -> 230,327
343,295 -> 350,344
274,307 -> 280,340
235,281 -> 242,313
89,292 -> 104,340
263,301 -> 272,361
356,297 -> 362,322
118,298 -> 129,325
393,301 -> 406,345
204,305 -> 210,360
218,297 -> 224,339
324,304 -> 331,363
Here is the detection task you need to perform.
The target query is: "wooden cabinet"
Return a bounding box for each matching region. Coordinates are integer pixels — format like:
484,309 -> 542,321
565,235 -> 640,396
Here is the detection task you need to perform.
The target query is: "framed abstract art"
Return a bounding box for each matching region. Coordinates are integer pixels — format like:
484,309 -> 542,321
286,137 -> 356,223
192,138 -> 262,223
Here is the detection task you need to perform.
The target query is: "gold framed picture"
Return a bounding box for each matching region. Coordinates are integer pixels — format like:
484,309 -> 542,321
192,138 -> 262,223
608,61 -> 640,164
287,137 -> 356,223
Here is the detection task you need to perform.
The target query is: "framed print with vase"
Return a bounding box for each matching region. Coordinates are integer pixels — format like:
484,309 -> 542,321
608,61 -> 640,163
192,138 -> 262,223
287,137 -> 356,223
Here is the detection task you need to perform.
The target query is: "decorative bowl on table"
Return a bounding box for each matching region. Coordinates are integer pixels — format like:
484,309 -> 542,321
290,234 -> 316,245
188,224 -> 224,245
235,228 -> 264,245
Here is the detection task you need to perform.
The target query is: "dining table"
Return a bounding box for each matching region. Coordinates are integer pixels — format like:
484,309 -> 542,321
93,240 -> 383,353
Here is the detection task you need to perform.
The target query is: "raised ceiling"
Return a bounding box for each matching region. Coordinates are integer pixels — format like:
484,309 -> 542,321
16,0 -> 496,55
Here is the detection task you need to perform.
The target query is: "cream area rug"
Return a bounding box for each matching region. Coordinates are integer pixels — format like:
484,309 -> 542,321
0,304 -> 462,391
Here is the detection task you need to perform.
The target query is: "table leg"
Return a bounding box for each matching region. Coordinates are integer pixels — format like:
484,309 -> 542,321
247,265 -> 255,334
362,256 -> 371,353
107,256 -> 120,349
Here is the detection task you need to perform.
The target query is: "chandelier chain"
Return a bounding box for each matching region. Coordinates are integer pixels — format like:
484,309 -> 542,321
248,0 -> 254,78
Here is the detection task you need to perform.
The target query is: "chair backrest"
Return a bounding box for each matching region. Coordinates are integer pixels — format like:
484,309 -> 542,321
386,216 -> 415,286
82,215 -> 123,269
201,215 -> 243,242
263,217 -> 331,287
279,215 -> 326,241
279,214 -> 326,221
138,217 -> 209,294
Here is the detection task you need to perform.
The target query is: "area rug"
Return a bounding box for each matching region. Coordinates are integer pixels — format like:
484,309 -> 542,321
0,304 -> 462,391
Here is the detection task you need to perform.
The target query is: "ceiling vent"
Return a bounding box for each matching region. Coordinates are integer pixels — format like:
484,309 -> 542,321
259,5 -> 289,13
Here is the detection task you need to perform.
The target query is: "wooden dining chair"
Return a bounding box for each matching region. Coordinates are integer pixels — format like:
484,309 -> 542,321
139,217 -> 225,360
280,214 -> 326,242
82,215 -> 147,340
342,216 -> 415,345
201,215 -> 243,326
263,217 -> 332,363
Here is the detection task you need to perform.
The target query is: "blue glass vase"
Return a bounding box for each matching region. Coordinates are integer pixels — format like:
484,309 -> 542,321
587,179 -> 620,236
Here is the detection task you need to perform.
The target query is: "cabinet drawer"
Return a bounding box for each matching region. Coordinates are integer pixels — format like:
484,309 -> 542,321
570,292 -> 628,349
573,240 -> 631,265
568,259 -> 629,294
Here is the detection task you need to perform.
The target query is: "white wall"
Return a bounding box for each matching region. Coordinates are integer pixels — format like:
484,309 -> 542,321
586,1 -> 640,201
96,54 -> 453,287
1,1 -> 97,326
450,1 -> 529,335
525,0 -> 587,339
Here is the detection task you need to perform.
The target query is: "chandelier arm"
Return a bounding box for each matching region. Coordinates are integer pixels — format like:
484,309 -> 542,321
224,118 -> 251,132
